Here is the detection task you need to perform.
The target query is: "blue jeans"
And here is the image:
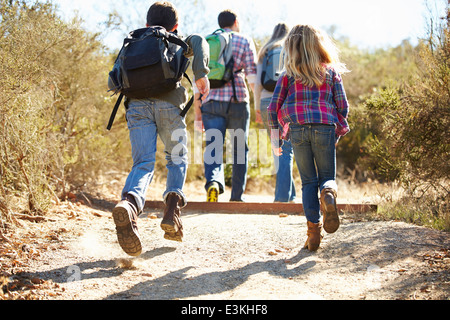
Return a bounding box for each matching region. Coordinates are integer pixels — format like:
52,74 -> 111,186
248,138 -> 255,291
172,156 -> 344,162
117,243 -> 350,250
290,124 -> 337,223
260,97 -> 296,202
201,100 -> 250,201
121,98 -> 188,212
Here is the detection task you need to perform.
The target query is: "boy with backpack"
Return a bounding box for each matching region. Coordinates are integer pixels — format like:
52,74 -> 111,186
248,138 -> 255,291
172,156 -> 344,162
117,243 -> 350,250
194,9 -> 257,203
110,1 -> 210,257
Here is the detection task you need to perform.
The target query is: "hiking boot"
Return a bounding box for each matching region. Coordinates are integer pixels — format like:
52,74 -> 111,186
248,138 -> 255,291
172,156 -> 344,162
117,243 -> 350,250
112,197 -> 142,257
207,182 -> 219,202
320,188 -> 340,234
161,192 -> 184,242
303,221 -> 324,252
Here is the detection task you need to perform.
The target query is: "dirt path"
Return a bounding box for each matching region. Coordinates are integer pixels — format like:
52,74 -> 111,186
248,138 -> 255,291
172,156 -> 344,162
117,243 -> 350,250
1,180 -> 449,301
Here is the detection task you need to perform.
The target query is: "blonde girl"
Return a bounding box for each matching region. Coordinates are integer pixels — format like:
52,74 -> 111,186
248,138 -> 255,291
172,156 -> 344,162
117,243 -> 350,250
268,25 -> 350,251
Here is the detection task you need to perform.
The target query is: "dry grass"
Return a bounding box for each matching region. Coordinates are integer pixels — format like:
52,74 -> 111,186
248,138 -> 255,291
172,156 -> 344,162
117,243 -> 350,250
356,181 -> 450,232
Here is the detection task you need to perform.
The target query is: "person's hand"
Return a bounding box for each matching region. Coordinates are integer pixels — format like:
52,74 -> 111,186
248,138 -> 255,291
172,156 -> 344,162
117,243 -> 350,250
335,135 -> 341,147
272,145 -> 283,157
194,112 -> 204,132
270,129 -> 283,156
255,109 -> 263,124
194,118 -> 204,132
194,93 -> 204,132
195,76 -> 210,99
193,77 -> 209,132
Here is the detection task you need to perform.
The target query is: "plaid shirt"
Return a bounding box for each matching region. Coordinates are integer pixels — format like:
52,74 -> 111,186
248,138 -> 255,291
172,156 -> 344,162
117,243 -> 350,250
268,68 -> 350,145
204,28 -> 257,104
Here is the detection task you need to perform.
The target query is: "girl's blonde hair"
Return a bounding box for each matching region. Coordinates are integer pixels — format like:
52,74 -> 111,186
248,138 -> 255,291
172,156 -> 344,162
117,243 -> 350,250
257,23 -> 289,63
283,25 -> 348,87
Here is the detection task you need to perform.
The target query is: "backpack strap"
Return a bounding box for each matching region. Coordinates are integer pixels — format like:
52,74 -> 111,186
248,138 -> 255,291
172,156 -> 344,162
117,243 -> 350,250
107,80 -> 193,130
157,29 -> 195,111
107,74 -> 193,129
179,73 -> 194,117
231,68 -> 244,102
106,93 -> 124,131
153,27 -> 189,53
225,68 -> 244,114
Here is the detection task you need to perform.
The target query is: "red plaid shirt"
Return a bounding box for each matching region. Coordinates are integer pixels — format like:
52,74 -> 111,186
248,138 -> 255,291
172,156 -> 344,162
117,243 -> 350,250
268,68 -> 350,144
204,28 -> 257,103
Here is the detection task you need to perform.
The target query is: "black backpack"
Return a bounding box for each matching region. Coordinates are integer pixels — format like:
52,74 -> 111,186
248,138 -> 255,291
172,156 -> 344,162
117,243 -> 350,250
107,27 -> 192,130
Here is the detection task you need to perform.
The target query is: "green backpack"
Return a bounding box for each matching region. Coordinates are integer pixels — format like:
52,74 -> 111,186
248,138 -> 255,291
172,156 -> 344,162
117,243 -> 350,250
206,29 -> 234,89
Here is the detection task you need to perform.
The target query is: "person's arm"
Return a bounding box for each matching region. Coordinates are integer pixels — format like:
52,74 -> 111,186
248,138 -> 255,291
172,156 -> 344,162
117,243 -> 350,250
192,78 -> 209,132
254,63 -> 264,124
194,92 -> 204,132
185,34 -> 210,98
268,73 -> 289,154
243,38 -> 257,88
241,37 -> 258,122
332,71 -> 350,138
185,34 -> 210,132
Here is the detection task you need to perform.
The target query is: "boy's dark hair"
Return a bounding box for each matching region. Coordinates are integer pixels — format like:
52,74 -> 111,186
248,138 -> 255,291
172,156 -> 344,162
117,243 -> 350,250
147,1 -> 178,31
218,10 -> 237,29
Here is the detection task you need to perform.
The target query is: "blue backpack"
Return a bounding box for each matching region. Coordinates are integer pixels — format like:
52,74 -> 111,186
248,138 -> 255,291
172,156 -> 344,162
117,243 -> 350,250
261,46 -> 282,92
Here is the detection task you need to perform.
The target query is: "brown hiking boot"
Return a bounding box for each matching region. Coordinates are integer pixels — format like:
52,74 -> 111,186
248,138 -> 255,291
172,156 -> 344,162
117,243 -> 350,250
320,188 -> 340,234
112,198 -> 142,257
303,221 -> 324,252
161,192 -> 184,242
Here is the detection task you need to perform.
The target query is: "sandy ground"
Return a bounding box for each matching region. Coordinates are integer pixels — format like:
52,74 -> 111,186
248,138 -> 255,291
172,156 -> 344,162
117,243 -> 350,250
1,178 -> 449,301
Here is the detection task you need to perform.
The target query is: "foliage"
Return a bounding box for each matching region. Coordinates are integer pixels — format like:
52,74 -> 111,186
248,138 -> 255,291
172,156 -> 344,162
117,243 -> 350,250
334,39 -> 419,177
358,3 -> 449,232
0,0 -> 128,220
360,7 -> 449,196
375,195 -> 450,232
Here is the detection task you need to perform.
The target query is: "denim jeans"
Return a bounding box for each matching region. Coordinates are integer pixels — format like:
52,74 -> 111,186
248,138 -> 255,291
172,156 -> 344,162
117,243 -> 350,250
260,97 -> 296,202
290,123 -> 337,223
121,98 -> 188,212
201,100 -> 250,201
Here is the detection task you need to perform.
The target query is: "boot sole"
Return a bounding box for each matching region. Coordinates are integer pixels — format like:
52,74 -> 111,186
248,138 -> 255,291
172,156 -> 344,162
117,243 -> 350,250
161,220 -> 183,242
304,240 -> 320,251
113,206 -> 142,257
323,203 -> 340,234
207,187 -> 219,202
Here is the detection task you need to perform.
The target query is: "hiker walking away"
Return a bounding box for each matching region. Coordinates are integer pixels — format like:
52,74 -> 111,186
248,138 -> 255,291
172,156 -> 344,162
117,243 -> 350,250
268,25 -> 350,251
194,9 -> 257,202
254,22 -> 296,203
110,1 -> 210,257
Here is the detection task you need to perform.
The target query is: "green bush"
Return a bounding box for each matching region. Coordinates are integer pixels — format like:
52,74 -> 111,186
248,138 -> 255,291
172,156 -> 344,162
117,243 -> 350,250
358,7 -> 449,230
361,29 -> 449,198
334,39 -> 419,178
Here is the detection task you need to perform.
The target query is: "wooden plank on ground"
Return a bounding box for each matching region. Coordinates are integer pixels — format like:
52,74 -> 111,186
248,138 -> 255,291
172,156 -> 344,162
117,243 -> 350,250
144,201 -> 377,215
